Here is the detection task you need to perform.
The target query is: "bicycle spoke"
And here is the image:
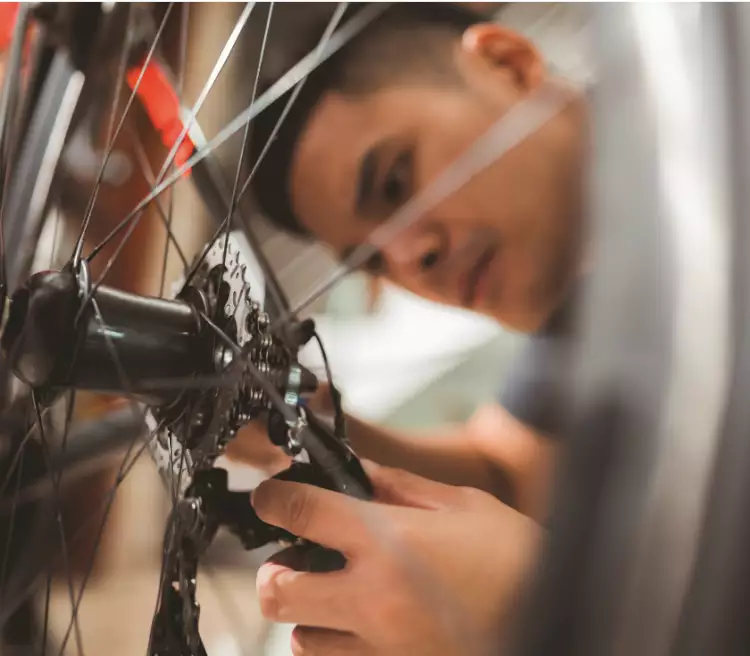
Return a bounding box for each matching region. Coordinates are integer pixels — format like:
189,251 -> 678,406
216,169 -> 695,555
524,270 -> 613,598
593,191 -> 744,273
55,413 -> 175,653
198,311 -> 241,356
219,2 -> 276,316
56,299 -> 150,654
0,416 -> 164,627
219,0 -> 275,298
41,570 -> 52,656
84,1 -> 257,290
146,513 -> 176,655
181,216 -> 232,291
60,392 -> 77,462
167,430 -> 178,505
160,3 -> 191,296
274,81 -> 576,329
0,443 -> 25,617
71,3 -> 175,266
84,4 -> 389,269
154,1 -> 256,185
237,2 -> 346,209
56,446 -> 143,654
72,4 -> 133,256
222,1 -> 347,324
32,392 -> 85,656
182,1 -> 345,307
0,406 -> 53,499
48,207 -> 62,269
128,124 -> 188,269
119,422 -> 165,483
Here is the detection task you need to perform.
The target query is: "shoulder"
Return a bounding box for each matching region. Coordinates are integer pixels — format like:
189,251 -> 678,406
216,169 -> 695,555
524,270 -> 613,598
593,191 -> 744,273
498,294 -> 578,437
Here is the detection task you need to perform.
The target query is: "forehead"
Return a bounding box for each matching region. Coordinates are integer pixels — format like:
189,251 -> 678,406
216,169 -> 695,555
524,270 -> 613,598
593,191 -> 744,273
289,92 -> 391,241
289,88 -> 433,247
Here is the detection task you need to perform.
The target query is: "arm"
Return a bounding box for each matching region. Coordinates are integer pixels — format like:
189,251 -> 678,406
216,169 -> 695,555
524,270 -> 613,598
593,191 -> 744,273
226,390 -> 556,520
224,407 -> 489,487
346,404 -> 556,520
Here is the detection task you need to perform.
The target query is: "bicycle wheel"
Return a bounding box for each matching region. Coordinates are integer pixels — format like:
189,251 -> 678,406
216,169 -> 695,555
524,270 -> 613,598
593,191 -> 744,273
0,2 -> 605,653
0,4 -> 158,651
0,3 -> 378,653
511,4 -> 749,656
5,3 -> 738,656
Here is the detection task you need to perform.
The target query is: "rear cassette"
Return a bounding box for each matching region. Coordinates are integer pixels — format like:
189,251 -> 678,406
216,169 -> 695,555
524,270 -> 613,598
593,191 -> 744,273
144,230 -> 307,499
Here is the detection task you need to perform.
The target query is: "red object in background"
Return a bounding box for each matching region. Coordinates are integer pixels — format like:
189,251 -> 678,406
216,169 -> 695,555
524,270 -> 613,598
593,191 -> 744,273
0,2 -> 19,53
0,3 -> 41,71
126,59 -> 195,174
0,4 -> 196,174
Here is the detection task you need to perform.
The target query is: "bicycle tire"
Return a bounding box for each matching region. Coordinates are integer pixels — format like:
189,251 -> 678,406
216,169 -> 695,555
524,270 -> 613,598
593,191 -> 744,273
512,5 -> 742,655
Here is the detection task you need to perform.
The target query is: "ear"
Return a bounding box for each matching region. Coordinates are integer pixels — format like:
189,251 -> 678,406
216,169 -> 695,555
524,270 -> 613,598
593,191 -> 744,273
460,23 -> 546,91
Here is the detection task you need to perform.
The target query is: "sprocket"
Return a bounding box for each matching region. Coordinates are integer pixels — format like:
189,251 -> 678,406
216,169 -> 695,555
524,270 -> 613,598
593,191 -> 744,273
144,230 -> 283,501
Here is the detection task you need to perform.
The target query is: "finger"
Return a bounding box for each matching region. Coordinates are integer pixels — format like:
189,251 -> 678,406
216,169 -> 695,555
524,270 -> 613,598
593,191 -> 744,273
256,560 -> 351,630
305,380 -> 334,414
267,543 -> 347,573
291,626 -> 367,656
361,460 -> 466,510
251,479 -> 373,553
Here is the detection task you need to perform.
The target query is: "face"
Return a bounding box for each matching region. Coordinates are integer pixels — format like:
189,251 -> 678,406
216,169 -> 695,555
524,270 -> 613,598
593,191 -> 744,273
289,24 -> 587,332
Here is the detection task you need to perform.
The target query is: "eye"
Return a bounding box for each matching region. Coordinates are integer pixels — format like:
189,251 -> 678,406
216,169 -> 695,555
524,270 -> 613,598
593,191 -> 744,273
363,250 -> 385,275
341,246 -> 386,276
381,150 -> 413,208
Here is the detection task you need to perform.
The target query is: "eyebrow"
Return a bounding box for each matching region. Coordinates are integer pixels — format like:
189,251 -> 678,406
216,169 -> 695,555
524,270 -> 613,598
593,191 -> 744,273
355,144 -> 379,216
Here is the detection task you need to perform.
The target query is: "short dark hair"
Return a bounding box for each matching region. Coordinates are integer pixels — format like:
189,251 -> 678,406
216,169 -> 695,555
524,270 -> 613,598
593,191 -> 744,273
249,3 -> 482,237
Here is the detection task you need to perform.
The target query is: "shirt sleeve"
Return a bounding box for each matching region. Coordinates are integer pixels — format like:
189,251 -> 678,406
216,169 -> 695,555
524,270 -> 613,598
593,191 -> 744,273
498,329 -> 571,438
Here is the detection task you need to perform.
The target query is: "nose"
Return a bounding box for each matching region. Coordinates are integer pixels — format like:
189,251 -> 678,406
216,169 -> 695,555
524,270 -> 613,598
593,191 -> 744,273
381,226 -> 447,278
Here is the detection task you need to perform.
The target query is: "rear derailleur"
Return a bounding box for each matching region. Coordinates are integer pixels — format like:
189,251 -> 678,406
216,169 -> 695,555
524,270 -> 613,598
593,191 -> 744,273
149,408 -> 372,656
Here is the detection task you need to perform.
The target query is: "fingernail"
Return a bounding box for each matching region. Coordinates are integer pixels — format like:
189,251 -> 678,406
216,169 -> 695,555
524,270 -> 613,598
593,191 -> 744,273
462,28 -> 480,52
256,563 -> 283,620
250,481 -> 269,510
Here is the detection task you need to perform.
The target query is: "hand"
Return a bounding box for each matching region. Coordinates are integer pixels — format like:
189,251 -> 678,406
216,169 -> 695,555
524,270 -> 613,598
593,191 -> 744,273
251,461 -> 541,656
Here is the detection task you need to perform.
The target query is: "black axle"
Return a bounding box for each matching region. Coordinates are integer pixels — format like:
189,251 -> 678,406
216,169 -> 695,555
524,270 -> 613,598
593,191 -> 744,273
0,268 -> 302,405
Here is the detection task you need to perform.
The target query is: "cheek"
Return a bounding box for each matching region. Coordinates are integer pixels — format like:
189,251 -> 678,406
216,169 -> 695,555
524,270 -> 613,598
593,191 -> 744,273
413,142 -> 500,233
412,103 -> 498,189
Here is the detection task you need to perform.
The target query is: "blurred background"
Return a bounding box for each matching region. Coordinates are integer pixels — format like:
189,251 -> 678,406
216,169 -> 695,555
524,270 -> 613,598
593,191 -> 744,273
4,3 -> 593,654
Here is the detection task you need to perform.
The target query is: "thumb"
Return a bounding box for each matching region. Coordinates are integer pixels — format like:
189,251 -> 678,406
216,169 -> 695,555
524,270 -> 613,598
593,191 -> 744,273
362,460 -> 464,510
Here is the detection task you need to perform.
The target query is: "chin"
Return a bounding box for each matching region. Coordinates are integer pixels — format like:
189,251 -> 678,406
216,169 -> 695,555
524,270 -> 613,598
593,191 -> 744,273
490,306 -> 548,334
490,289 -> 567,334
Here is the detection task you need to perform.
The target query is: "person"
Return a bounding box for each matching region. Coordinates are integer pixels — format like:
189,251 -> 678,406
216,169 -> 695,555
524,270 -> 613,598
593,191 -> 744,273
235,4 -> 588,654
